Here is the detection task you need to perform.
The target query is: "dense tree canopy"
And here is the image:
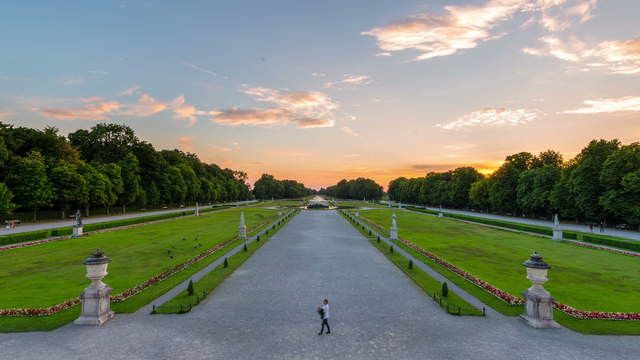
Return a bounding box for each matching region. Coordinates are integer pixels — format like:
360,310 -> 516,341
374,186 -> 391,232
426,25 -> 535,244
387,140 -> 640,227
320,178 -> 383,200
252,174 -> 313,199
0,122 -> 252,220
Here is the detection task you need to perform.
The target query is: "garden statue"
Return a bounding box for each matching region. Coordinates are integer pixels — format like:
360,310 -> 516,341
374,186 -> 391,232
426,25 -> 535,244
239,211 -> 247,239
552,213 -> 563,241
390,213 -> 398,240
72,209 -> 83,238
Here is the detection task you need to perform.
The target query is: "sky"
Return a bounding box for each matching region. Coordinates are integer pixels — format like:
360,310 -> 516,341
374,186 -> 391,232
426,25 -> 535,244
1,0 -> 639,189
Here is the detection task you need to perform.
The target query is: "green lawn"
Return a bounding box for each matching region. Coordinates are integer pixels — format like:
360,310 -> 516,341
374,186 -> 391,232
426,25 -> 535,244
359,209 -> 640,313
0,207 -> 277,310
335,200 -> 387,208
253,200 -> 305,208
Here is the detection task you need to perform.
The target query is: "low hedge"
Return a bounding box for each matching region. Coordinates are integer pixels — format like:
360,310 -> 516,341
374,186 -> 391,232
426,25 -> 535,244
0,231 -> 50,246
582,234 -> 640,252
0,206 -> 231,247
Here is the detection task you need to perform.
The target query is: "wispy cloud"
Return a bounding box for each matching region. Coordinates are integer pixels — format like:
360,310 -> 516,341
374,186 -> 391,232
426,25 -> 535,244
443,143 -> 477,151
211,86 -> 337,128
0,110 -> 15,121
561,96 -> 640,114
178,136 -> 194,152
183,62 -> 228,80
118,85 -> 141,96
340,126 -> 359,136
324,74 -> 371,88
214,145 -> 232,152
362,0 -> 597,60
311,72 -> 327,77
265,149 -> 313,158
437,108 -> 539,130
524,36 -> 640,75
57,77 -> 84,86
39,101 -> 120,120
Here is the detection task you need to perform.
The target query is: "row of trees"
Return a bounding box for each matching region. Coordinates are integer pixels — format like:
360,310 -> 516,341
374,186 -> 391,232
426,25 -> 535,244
252,174 -> 314,199
0,122 -> 252,221
319,178 -> 384,200
388,139 -> 640,226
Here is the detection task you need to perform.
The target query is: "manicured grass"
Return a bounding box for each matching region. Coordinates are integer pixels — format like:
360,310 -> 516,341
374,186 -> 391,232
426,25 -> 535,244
253,200 -> 304,208
340,212 -> 483,316
359,210 -> 640,334
359,210 -> 640,313
154,210 -> 299,314
335,200 -> 387,208
0,208 -> 277,310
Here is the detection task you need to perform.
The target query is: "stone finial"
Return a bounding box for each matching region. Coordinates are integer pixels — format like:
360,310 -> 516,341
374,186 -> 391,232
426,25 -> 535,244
239,211 -> 247,239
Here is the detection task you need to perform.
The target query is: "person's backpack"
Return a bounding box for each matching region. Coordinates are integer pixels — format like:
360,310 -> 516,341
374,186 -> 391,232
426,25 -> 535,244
317,307 -> 325,319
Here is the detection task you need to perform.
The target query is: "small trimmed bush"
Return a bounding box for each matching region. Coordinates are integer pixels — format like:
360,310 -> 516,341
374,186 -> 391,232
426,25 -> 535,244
243,244 -> 248,252
390,245 -> 394,254
442,282 -> 449,297
256,235 -> 260,242
224,258 -> 228,268
408,259 -> 413,269
187,280 -> 195,296
377,236 -> 380,243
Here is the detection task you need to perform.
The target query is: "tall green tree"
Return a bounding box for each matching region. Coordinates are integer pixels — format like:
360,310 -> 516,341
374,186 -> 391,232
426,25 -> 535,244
6,151 -> 54,220
118,152 -> 142,213
49,161 -> 88,218
0,183 -> 16,217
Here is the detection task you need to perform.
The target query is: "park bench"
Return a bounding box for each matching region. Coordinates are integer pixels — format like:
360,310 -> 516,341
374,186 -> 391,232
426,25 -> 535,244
4,219 -> 21,229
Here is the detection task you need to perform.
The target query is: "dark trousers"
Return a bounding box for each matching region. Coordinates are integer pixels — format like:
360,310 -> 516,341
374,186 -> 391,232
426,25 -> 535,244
320,318 -> 330,334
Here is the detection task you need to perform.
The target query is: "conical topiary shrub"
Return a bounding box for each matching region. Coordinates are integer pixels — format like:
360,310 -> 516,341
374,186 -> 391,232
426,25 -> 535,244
390,245 -> 394,254
442,282 -> 449,297
408,259 -> 413,269
243,244 -> 248,252
256,235 -> 260,242
187,280 -> 195,296
224,258 -> 228,268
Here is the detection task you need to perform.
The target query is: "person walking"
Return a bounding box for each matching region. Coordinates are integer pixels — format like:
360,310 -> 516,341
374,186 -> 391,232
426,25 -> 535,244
318,298 -> 331,335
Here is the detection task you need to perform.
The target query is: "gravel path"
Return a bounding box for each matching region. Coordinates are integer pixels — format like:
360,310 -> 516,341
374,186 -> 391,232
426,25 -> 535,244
0,210 -> 638,359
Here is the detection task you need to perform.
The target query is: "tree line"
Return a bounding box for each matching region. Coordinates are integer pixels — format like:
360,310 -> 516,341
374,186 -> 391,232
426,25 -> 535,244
387,139 -> 640,227
0,122 -> 252,221
319,178 -> 384,200
252,174 -> 315,199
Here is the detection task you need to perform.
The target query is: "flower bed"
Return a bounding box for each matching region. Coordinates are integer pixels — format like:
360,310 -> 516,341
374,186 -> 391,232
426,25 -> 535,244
0,216 -> 279,317
350,213 -> 640,321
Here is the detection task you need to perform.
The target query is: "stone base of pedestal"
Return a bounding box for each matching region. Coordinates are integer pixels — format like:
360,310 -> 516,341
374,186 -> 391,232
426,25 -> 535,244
74,310 -> 115,326
521,289 -> 560,328
552,229 -> 563,241
438,213 -> 443,218
390,229 -> 398,240
239,228 -> 247,239
72,225 -> 83,238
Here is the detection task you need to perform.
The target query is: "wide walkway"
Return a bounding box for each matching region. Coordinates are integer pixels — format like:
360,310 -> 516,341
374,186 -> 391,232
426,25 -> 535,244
0,211 -> 638,359
0,200 -> 257,235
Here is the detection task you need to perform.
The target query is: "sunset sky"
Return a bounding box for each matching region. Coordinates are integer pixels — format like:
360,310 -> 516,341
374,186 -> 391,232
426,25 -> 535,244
1,0 -> 639,189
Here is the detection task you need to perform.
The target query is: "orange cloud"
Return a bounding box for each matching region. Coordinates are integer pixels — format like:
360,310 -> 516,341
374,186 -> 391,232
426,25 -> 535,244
178,136 -> 194,152
39,101 -> 120,120
324,74 -> 371,88
211,86 -> 337,128
437,108 -> 539,130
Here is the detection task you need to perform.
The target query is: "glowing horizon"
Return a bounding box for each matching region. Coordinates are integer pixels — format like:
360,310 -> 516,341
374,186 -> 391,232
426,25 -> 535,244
1,1 -> 639,190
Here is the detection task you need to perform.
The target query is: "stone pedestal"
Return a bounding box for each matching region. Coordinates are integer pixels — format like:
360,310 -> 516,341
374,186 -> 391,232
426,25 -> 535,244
520,288 -> 559,328
75,250 -> 114,326
355,211 -> 360,218
195,203 -> 200,216
75,283 -> 115,325
552,229 -> 563,241
72,225 -> 83,238
239,212 -> 247,239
